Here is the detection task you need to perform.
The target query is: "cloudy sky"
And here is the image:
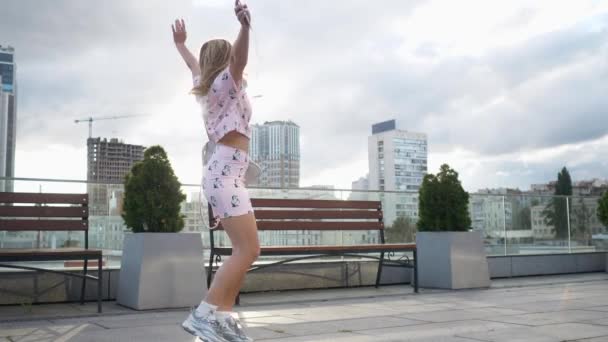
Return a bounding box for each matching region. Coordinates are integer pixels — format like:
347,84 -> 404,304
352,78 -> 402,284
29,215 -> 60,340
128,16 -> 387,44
1,0 -> 607,192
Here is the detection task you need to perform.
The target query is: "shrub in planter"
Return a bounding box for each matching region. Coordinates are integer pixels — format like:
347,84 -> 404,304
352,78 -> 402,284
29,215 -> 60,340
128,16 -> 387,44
415,164 -> 489,289
417,164 -> 471,232
122,145 -> 186,233
117,146 -> 204,310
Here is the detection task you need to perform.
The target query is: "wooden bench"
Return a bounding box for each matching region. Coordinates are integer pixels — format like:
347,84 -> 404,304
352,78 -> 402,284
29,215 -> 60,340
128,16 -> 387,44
0,192 -> 103,313
207,198 -> 418,295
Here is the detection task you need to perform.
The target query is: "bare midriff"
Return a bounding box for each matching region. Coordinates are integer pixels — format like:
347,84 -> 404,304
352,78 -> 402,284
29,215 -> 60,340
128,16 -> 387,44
218,131 -> 249,153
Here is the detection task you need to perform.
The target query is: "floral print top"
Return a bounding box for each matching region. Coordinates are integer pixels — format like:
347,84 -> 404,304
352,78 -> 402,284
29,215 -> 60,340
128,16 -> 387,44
193,68 -> 252,143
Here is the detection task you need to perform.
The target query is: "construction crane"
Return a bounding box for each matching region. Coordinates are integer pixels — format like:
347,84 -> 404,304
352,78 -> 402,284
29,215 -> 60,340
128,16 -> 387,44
74,114 -> 147,138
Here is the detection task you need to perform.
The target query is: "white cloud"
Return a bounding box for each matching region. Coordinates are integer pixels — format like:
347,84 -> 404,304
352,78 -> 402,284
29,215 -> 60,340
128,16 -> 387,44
1,0 -> 607,191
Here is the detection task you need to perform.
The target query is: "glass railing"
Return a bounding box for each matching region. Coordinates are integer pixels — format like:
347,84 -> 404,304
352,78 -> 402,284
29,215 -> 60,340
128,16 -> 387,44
0,177 -> 606,270
470,193 -> 607,256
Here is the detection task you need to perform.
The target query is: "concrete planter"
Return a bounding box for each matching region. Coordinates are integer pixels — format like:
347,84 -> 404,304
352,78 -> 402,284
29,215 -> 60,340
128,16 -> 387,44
416,231 -> 490,290
117,233 -> 206,310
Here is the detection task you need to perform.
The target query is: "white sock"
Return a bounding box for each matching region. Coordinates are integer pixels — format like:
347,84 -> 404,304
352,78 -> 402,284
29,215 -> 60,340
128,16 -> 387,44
196,301 -> 218,313
215,311 -> 234,321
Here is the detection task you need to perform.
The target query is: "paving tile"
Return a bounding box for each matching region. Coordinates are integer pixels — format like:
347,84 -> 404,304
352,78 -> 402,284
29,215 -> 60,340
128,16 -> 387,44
458,326 -> 560,342
0,320 -> 54,337
50,324 -> 194,342
405,338 -> 492,342
399,307 -> 526,323
355,319 -> 519,340
377,303 -> 458,315
328,316 -> 427,331
586,317 -> 608,325
263,306 -> 388,322
482,309 -> 608,326
1,323 -> 105,342
576,336 -> 608,342
583,305 -> 608,312
94,317 -> 180,329
533,323 -> 608,341
261,321 -> 345,336
246,326 -> 292,340
256,331 -> 374,342
499,298 -> 594,313
242,315 -> 307,327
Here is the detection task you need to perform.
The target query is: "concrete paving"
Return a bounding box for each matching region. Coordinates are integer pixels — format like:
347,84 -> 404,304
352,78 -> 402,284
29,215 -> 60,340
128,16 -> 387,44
1,273 -> 608,341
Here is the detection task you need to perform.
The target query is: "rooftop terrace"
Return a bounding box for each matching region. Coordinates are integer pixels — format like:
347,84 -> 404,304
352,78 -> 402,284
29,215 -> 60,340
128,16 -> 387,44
2,273 -> 608,341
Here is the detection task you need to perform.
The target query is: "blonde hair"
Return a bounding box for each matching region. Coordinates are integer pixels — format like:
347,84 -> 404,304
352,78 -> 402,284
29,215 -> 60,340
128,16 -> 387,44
192,39 -> 232,96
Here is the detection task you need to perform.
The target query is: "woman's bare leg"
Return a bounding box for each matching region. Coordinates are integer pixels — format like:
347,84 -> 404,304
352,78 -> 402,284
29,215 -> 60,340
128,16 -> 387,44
205,212 -> 259,311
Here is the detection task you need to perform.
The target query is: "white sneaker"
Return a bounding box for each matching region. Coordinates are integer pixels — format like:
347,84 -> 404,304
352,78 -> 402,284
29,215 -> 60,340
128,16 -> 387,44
182,307 -> 229,342
218,315 -> 254,342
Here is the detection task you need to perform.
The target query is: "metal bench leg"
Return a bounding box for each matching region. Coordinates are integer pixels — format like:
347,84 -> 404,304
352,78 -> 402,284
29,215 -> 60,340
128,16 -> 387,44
80,257 -> 88,305
375,252 -> 385,288
98,255 -> 103,313
207,252 -> 215,288
235,292 -> 240,306
414,249 -> 419,293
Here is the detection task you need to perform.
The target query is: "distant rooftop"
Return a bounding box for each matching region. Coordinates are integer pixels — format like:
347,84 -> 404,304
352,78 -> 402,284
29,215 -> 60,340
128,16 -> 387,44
372,119 -> 396,134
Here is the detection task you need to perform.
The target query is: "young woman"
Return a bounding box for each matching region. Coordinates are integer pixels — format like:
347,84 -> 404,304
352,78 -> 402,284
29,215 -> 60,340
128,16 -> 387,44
172,2 -> 259,341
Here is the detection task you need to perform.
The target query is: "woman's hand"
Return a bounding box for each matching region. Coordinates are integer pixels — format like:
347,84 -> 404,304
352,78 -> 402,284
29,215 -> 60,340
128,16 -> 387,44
234,0 -> 251,28
172,19 -> 187,45
172,18 -> 200,75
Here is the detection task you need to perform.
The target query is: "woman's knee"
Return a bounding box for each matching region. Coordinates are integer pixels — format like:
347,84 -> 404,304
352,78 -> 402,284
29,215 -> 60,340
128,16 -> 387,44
245,243 -> 261,262
252,244 -> 261,260
233,243 -> 260,262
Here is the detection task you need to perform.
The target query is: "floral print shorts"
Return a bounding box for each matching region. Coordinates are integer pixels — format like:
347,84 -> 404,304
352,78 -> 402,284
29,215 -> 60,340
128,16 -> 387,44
203,144 -> 253,223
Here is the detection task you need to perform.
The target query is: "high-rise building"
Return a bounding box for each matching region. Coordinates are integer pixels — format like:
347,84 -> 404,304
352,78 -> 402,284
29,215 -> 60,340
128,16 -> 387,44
87,137 -> 145,216
349,175 -> 369,201
249,120 -> 300,188
368,120 -> 428,224
0,45 -> 17,192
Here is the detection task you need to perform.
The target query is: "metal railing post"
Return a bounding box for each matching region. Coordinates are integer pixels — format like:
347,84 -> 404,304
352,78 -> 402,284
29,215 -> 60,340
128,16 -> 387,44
503,196 -> 507,256
566,196 -> 572,253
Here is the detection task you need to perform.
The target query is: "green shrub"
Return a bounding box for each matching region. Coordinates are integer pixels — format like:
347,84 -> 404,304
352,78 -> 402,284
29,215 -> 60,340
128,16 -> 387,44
122,145 -> 186,233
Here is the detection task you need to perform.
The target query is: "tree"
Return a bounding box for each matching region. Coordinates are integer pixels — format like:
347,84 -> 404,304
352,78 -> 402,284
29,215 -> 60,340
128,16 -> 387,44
514,207 -> 532,231
122,145 -> 186,233
417,164 -> 471,232
573,197 -> 591,244
543,167 -> 572,239
598,190 -> 608,228
386,216 -> 416,243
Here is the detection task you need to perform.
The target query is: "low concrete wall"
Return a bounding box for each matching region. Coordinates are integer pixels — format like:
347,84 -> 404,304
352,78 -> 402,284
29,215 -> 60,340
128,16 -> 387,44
0,260 -> 413,305
0,269 -> 118,305
0,252 -> 605,305
488,252 -> 606,278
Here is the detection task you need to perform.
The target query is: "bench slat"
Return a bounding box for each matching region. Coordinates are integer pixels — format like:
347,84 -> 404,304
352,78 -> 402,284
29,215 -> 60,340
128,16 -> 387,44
256,221 -> 383,231
0,206 -> 89,218
0,248 -> 101,258
254,210 -> 382,220
0,219 -> 88,231
0,192 -> 88,205
214,243 -> 416,255
252,198 -> 381,209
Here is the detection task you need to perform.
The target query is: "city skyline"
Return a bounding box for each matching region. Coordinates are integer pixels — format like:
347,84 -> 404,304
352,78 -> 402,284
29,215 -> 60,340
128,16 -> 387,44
0,1 -> 607,192
0,45 -> 17,192
250,120 -> 300,188
365,119 -> 428,224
